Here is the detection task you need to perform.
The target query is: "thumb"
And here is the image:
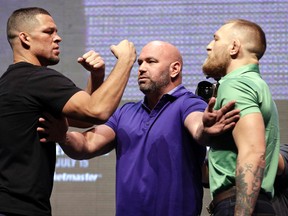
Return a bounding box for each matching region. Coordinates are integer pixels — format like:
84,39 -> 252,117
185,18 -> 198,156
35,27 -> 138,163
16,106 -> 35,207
207,97 -> 216,113
110,45 -> 118,59
77,57 -> 85,65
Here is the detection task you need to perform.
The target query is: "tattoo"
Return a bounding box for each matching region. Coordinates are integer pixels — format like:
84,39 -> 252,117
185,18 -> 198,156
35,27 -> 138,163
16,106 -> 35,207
235,155 -> 265,215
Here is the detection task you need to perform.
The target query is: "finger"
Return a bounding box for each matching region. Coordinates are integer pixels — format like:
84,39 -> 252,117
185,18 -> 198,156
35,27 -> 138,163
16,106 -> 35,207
223,122 -> 237,131
77,57 -> 84,64
110,45 -> 117,58
224,109 -> 240,119
84,53 -> 100,63
219,100 -> 236,114
39,117 -> 45,123
78,53 -> 95,66
82,50 -> 97,59
38,118 -> 50,127
89,59 -> 104,68
206,97 -> 216,113
39,137 -> 48,143
224,115 -> 240,125
37,127 -> 46,132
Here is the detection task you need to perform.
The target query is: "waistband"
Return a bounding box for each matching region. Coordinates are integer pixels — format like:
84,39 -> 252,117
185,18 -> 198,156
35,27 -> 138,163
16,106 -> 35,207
206,186 -> 270,215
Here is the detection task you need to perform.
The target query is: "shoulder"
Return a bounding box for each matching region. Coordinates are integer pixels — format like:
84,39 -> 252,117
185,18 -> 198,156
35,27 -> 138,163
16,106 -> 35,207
28,66 -> 75,85
179,91 -> 207,111
217,78 -> 262,117
218,76 -> 260,102
113,101 -> 141,115
120,101 -> 140,109
173,86 -> 207,106
34,66 -> 66,77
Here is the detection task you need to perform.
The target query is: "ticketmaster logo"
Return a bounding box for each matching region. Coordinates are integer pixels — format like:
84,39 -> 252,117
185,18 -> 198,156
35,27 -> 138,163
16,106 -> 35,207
54,172 -> 103,182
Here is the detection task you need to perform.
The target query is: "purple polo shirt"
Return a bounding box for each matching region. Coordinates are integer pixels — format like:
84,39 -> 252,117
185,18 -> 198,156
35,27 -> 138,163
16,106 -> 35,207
106,85 -> 207,216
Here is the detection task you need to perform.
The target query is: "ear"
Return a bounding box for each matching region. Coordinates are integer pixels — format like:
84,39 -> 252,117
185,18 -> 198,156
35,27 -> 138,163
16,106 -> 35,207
19,32 -> 30,47
230,39 -> 241,57
170,61 -> 181,78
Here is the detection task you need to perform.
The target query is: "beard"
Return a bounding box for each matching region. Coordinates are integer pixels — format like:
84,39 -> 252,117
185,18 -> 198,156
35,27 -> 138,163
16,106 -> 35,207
39,56 -> 60,66
202,52 -> 230,79
139,80 -> 157,94
139,72 -> 170,95
47,57 -> 60,66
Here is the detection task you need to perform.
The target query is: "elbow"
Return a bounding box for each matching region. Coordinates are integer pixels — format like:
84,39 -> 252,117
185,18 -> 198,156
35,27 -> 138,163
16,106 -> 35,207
94,110 -> 111,122
89,111 -> 110,124
86,105 -> 115,124
79,109 -> 111,125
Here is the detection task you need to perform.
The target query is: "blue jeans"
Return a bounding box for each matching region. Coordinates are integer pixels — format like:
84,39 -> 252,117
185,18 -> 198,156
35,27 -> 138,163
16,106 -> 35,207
212,196 -> 276,216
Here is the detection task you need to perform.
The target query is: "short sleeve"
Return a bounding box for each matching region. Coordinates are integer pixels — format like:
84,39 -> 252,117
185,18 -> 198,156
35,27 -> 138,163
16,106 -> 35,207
27,68 -> 81,114
216,78 -> 260,117
181,94 -> 207,122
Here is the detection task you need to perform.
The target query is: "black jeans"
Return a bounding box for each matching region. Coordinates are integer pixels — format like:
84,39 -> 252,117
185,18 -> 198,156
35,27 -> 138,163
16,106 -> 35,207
212,196 -> 276,216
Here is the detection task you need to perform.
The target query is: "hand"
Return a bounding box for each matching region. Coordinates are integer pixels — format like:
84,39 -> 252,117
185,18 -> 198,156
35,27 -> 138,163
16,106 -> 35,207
37,113 -> 68,143
202,97 -> 240,135
77,50 -> 105,76
110,39 -> 137,63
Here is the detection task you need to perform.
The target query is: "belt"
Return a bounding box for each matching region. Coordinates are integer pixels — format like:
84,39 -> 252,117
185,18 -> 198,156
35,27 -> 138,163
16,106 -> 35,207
206,187 -> 270,215
206,187 -> 236,214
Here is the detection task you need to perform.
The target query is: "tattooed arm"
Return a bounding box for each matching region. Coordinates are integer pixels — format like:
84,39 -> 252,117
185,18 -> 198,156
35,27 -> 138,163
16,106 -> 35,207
232,113 -> 266,216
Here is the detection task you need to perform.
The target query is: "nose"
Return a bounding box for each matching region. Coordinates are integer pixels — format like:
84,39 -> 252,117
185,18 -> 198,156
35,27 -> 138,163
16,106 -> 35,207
138,62 -> 147,74
54,34 -> 62,43
206,41 -> 213,52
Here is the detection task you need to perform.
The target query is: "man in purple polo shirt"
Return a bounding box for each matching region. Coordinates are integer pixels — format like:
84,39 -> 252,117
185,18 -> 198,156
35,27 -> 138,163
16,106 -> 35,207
40,41 -> 239,216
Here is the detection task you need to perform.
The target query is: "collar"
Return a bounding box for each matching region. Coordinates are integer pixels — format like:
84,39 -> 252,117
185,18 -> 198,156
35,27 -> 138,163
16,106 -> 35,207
167,84 -> 183,95
142,84 -> 187,111
219,64 -> 260,85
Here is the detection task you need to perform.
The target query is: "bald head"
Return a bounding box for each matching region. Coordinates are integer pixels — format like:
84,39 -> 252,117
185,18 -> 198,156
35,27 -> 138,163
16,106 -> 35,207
137,41 -> 183,98
141,41 -> 183,70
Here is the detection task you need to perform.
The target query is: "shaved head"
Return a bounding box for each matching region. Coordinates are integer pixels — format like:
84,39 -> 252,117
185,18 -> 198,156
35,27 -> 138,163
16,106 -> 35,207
7,7 -> 51,46
142,41 -> 183,70
137,41 -> 183,97
226,19 -> 266,60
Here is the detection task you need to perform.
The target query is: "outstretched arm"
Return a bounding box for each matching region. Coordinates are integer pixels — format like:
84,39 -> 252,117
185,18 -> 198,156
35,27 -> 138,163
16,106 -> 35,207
185,97 -> 240,146
61,125 -> 116,160
38,114 -> 116,160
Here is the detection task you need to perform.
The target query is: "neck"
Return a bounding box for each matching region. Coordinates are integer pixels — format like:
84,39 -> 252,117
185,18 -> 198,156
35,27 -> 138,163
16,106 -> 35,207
226,58 -> 258,75
13,49 -> 41,66
145,93 -> 162,110
144,83 -> 179,110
